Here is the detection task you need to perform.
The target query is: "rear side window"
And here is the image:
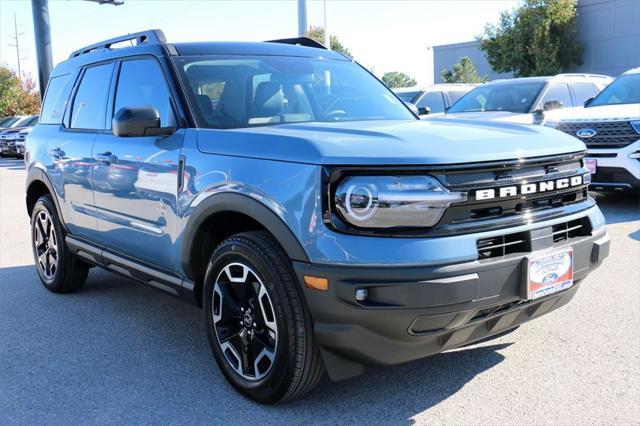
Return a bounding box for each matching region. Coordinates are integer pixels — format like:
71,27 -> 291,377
572,82 -> 599,104
40,74 -> 72,124
417,91 -> 445,113
70,63 -> 114,130
114,59 -> 176,127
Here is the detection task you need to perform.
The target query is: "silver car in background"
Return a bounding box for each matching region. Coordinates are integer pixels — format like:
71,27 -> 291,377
394,84 -> 477,117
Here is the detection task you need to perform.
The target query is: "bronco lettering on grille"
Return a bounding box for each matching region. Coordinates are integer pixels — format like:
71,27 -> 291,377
475,175 -> 586,201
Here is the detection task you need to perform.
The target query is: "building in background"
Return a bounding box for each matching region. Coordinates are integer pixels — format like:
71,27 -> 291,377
432,0 -> 640,82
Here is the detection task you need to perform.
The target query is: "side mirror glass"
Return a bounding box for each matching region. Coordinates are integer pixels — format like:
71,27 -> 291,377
543,100 -> 563,111
417,106 -> 431,116
112,106 -> 174,137
584,97 -> 594,107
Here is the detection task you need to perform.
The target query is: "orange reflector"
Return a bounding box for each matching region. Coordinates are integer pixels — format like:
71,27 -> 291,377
304,276 -> 329,291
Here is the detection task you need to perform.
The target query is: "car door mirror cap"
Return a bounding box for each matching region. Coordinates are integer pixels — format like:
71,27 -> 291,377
417,106 -> 431,116
112,106 -> 175,137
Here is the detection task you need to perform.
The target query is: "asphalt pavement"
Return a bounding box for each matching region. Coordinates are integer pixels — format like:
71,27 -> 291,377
1,156 -> 639,424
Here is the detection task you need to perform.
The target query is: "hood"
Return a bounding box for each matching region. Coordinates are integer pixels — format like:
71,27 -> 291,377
439,111 -> 535,124
196,120 -> 585,166
544,104 -> 640,122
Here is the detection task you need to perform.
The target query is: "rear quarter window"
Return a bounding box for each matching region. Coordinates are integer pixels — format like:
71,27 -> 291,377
40,74 -> 73,124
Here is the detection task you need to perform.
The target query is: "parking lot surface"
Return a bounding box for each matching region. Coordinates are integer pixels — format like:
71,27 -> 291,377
1,157 -> 639,424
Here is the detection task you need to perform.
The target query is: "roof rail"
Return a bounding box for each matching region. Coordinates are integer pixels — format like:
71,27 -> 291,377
265,37 -> 327,50
555,73 -> 612,79
69,29 -> 166,59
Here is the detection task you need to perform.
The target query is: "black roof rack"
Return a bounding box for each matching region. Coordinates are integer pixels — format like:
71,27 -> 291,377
265,37 -> 327,50
69,29 -> 166,59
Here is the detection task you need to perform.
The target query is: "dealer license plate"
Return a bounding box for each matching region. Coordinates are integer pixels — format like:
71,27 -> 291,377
584,158 -> 597,174
527,248 -> 573,300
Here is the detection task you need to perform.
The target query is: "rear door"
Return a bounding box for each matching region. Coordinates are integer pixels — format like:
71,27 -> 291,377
91,56 -> 184,268
46,62 -> 114,242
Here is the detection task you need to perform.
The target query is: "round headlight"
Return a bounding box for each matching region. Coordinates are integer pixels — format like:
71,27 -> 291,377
334,175 -> 466,229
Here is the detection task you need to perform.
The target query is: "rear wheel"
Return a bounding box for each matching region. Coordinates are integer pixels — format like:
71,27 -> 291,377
204,231 -> 324,403
31,195 -> 88,293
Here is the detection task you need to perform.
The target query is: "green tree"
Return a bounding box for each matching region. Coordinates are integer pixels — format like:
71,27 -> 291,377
381,71 -> 417,89
480,0 -> 583,77
305,26 -> 353,58
0,66 -> 40,116
441,57 -> 488,83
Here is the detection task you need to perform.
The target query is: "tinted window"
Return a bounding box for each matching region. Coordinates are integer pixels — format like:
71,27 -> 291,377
176,56 -> 414,129
40,74 -> 73,124
572,82 -> 598,104
448,82 -> 545,114
590,74 -> 640,106
447,90 -> 469,105
417,91 -> 445,113
71,63 -> 113,129
541,83 -> 573,108
114,59 -> 176,127
396,91 -> 420,102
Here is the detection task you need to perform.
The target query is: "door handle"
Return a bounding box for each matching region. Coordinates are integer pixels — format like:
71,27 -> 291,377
94,151 -> 117,164
48,147 -> 65,159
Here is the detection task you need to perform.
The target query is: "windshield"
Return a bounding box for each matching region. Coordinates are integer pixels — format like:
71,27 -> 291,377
175,56 -> 415,129
0,117 -> 20,128
448,82 -> 545,114
395,91 -> 420,103
589,74 -> 640,107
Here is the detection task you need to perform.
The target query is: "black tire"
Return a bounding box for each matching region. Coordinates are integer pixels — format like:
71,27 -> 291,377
204,231 -> 324,403
31,195 -> 89,293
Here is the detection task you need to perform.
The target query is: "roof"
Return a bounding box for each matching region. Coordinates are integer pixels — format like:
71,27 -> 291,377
622,67 -> 640,75
171,41 -> 348,61
487,73 -> 612,85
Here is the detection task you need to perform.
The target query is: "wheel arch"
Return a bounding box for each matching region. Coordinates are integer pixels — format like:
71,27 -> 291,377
181,192 -> 310,299
25,167 -> 66,229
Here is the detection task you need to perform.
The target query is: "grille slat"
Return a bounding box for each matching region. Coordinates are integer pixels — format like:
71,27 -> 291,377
555,121 -> 639,149
476,218 -> 591,260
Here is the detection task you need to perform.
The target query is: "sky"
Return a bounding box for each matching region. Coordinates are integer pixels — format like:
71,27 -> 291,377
0,0 -> 520,87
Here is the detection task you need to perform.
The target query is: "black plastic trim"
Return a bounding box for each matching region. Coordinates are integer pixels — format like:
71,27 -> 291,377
180,192 -> 310,281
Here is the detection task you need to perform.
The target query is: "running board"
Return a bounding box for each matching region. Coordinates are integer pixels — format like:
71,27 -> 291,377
65,236 -> 197,305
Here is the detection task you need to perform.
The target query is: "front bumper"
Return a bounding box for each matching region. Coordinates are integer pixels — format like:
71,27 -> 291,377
294,228 -> 609,380
585,140 -> 640,191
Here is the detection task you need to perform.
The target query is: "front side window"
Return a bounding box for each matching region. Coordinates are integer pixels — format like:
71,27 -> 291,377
40,74 -> 73,124
417,91 -> 445,113
447,90 -> 469,106
114,58 -> 176,127
175,55 -> 414,129
449,82 -> 545,114
70,63 -> 114,129
541,83 -> 573,108
589,74 -> 640,107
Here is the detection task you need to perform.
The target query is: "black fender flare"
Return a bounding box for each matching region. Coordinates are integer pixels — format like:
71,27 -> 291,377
25,166 -> 67,230
180,192 -> 310,281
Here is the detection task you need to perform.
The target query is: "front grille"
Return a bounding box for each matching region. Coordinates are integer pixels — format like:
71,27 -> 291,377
591,167 -> 639,186
477,217 -> 591,260
435,153 -> 590,230
555,121 -> 640,149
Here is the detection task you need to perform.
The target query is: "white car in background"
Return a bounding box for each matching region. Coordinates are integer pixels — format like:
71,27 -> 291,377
440,74 -> 612,124
394,84 -> 477,117
545,67 -> 640,192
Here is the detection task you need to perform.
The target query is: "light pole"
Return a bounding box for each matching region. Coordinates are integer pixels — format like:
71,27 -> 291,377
297,0 -> 307,37
31,0 -> 53,99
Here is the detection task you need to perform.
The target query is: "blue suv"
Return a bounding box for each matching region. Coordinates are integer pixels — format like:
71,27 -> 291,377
25,30 -> 609,403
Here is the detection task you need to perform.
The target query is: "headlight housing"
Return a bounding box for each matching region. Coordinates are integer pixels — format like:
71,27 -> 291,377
334,175 -> 466,229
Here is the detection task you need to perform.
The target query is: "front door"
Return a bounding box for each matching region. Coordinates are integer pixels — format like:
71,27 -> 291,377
91,57 -> 183,269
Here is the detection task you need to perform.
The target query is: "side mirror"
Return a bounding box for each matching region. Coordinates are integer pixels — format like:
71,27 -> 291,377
112,106 -> 174,137
542,100 -> 563,111
417,106 -> 431,116
584,97 -> 594,107
404,102 -> 419,116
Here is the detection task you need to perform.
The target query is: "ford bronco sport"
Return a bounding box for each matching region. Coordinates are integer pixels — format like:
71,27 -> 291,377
25,30 -> 609,403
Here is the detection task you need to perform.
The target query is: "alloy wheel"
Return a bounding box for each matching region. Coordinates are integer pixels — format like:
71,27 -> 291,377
34,210 -> 58,281
212,262 -> 278,381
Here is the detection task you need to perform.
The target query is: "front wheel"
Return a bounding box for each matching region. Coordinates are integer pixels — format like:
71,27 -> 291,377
31,195 -> 89,293
204,231 -> 324,403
